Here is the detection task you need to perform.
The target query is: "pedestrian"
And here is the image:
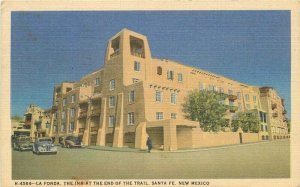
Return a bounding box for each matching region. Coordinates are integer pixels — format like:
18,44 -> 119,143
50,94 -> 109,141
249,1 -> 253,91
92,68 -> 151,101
146,136 -> 152,153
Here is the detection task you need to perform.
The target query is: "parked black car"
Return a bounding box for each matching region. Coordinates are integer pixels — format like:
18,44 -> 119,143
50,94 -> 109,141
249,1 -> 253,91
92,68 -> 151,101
12,135 -> 32,151
62,136 -> 83,148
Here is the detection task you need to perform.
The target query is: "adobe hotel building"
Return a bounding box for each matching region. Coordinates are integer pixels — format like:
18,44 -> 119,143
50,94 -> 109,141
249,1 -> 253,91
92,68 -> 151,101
47,29 -> 289,151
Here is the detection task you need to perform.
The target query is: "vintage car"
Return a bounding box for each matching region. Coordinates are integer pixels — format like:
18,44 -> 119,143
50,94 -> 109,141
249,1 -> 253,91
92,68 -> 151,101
12,135 -> 32,151
32,137 -> 57,155
62,136 -> 83,148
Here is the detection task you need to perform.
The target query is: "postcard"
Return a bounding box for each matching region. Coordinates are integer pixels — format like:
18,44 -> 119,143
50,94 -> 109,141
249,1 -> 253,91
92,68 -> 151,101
1,0 -> 300,187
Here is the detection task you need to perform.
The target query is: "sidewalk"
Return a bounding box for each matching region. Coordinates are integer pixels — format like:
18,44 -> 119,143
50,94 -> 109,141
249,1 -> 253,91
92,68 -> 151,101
84,140 -> 282,153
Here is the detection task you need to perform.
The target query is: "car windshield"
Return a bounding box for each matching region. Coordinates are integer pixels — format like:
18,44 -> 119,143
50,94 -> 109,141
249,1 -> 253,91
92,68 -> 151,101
39,139 -> 52,143
70,137 -> 80,141
18,137 -> 30,142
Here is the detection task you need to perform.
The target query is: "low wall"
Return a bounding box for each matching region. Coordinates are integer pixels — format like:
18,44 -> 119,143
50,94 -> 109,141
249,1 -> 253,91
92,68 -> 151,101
242,133 -> 259,143
191,128 -> 259,148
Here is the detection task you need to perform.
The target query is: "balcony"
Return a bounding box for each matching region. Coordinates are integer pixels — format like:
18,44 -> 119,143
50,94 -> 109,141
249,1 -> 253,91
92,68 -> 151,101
24,120 -> 31,125
56,94 -> 62,99
94,86 -> 102,93
52,105 -> 58,112
78,128 -> 85,134
90,127 -> 98,133
271,103 -> 277,110
90,108 -> 101,117
228,94 -> 238,101
228,106 -> 238,113
78,110 -> 87,118
272,113 -> 278,118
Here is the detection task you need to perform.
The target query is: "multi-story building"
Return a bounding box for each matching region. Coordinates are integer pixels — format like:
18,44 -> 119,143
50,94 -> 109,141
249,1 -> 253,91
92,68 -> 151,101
48,29 -> 289,150
23,104 -> 51,140
259,87 -> 290,140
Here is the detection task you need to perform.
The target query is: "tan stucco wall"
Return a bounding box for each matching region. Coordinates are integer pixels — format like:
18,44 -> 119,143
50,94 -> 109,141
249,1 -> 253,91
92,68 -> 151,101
192,129 -> 240,148
242,133 -> 259,143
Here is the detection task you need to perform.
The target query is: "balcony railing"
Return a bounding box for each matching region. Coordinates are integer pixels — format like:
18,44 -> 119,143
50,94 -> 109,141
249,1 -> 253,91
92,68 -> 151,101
52,105 -> 58,111
228,94 -> 238,101
271,103 -> 277,110
272,113 -> 278,118
24,120 -> 31,125
282,109 -> 287,114
90,127 -> 98,133
90,108 -> 101,116
78,128 -> 85,134
56,94 -> 62,99
78,110 -> 87,118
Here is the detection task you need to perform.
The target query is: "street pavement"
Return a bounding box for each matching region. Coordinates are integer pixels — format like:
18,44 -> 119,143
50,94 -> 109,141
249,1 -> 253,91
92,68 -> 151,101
12,140 -> 290,179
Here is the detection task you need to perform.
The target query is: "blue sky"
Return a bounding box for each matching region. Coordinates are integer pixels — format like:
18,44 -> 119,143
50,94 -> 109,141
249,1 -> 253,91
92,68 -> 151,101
11,11 -> 291,118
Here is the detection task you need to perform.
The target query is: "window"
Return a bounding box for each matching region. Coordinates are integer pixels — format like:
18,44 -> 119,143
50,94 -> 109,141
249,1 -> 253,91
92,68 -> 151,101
108,115 -> 115,127
109,96 -> 116,108
259,111 -> 264,122
155,91 -> 163,102
167,70 -> 174,80
71,95 -> 75,103
69,122 -> 74,132
134,61 -> 141,71
253,96 -> 257,102
228,89 -> 233,95
229,100 -> 234,106
109,79 -> 115,90
265,125 -> 268,132
63,98 -> 67,106
95,77 -> 101,86
178,73 -> 183,82
62,111 -> 66,120
157,66 -> 162,75
208,85 -> 213,91
156,112 -> 164,120
128,90 -> 135,103
263,113 -> 267,123
171,113 -> 177,119
171,93 -> 177,104
245,94 -> 249,101
246,104 -> 250,109
70,108 -> 75,118
237,92 -> 241,99
128,112 -> 135,125
132,78 -> 140,83
61,124 -> 65,132
219,87 -> 224,93
238,103 -> 242,110
200,83 -> 205,91
261,125 -> 264,131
